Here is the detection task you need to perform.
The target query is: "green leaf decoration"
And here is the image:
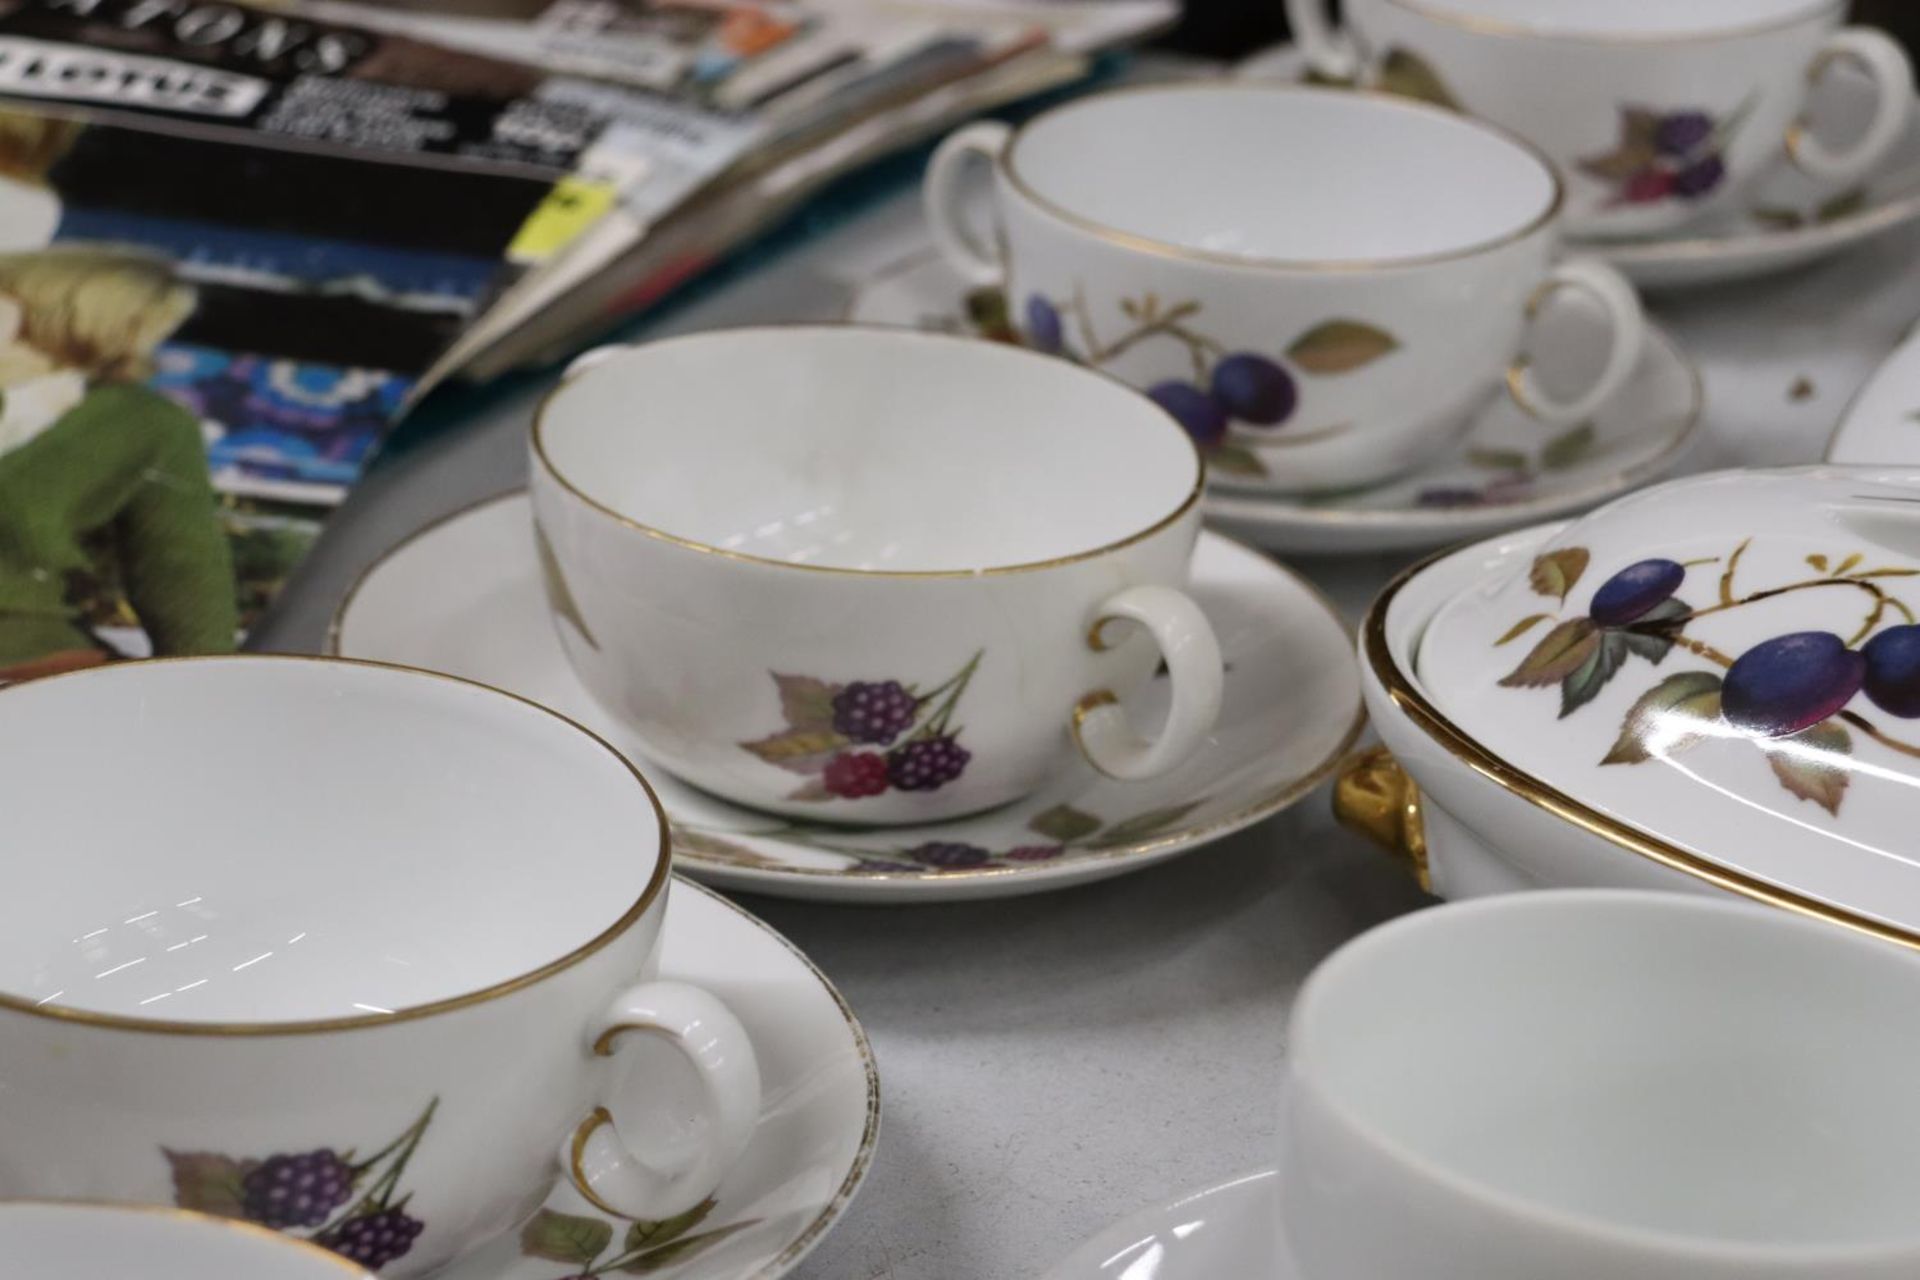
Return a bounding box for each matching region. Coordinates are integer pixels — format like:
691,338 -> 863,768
1559,630 -> 1628,718
1029,803 -> 1103,843
1540,422 -> 1598,472
1375,47 -> 1462,111
1619,597 -> 1691,666
1207,443 -> 1268,479
1835,552 -> 1864,576
1807,554 -> 1830,573
1495,613 -> 1552,646
786,778 -> 835,803
739,727 -> 848,774
1601,671 -> 1724,765
1621,107 -> 1661,151
772,673 -> 841,733
1500,617 -> 1599,688
1467,447 -> 1530,473
964,286 -> 1013,341
1303,63 -> 1358,88
534,519 -> 601,651
625,1199 -> 717,1252
673,827 -> 783,868
520,1209 -> 613,1266
620,1222 -> 757,1274
163,1151 -> 257,1219
1086,800 -> 1207,849
1763,720 -> 1852,815
1819,187 -> 1868,223
1751,207 -> 1804,231
1528,547 -> 1591,602
1286,320 -> 1400,374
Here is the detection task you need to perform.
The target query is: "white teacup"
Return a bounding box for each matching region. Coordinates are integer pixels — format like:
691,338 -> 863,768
530,326 -> 1224,824
1282,891 -> 1920,1279
0,657 -> 761,1278
1288,0 -> 1916,240
922,85 -> 1645,493
0,1201 -> 374,1278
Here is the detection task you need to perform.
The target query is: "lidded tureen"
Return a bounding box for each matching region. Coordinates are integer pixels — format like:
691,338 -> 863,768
1344,466 -> 1920,945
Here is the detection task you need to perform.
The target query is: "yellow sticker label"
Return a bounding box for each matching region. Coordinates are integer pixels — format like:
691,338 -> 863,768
508,177 -> 619,264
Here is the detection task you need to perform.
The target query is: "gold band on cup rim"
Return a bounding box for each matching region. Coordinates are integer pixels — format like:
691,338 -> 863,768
0,1200 -> 375,1274
0,653 -> 673,1037
997,82 -> 1566,274
1382,0 -> 1844,43
530,324 -> 1205,579
1363,549 -> 1920,951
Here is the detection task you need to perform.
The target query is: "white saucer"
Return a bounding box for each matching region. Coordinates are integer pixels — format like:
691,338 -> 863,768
847,252 -> 1701,557
329,493 -> 1365,903
1043,1169 -> 1295,1279
1236,44 -> 1920,293
439,877 -> 876,1280
1826,319 -> 1920,463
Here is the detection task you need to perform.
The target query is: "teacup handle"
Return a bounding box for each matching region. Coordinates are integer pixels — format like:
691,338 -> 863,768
1072,585 -> 1224,781
563,980 -> 762,1220
1505,258 -> 1645,426
1785,27 -> 1915,184
924,121 -> 1011,287
1283,0 -> 1362,82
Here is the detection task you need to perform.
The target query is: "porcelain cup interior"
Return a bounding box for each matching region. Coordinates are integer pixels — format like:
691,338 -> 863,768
534,326 -> 1198,572
0,657 -> 661,1024
1005,85 -> 1559,265
1397,0 -> 1837,36
0,1202 -> 374,1278
1282,890 -> 1920,1279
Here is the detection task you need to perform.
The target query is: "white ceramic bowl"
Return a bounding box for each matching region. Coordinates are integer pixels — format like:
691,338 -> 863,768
0,1201 -> 374,1277
1341,466 -> 1920,949
1283,890 -> 1920,1279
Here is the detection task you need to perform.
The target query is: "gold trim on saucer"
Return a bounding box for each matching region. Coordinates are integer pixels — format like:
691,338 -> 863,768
1364,550 -> 1920,950
1,1200 -> 374,1274
1382,0 -> 1843,44
999,82 -> 1565,273
530,325 -> 1204,580
326,492 -> 1370,886
0,653 -> 673,1037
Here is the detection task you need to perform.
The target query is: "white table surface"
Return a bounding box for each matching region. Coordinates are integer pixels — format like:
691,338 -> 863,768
256,173 -> 1920,1280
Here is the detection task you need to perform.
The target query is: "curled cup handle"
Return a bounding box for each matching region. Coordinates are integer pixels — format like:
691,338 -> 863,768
563,980 -> 761,1220
1072,585 -> 1224,781
1505,257 -> 1645,426
923,121 -> 1011,288
1787,27 -> 1915,184
1283,0 -> 1362,81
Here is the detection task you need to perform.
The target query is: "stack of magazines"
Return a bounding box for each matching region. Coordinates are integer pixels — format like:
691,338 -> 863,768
0,0 -> 1169,677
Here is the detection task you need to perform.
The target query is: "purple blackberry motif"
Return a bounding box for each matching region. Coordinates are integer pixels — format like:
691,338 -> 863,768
164,1098 -> 437,1273
741,653 -> 983,802
1025,294 -> 1064,354
320,1208 -> 425,1270
1499,539 -> 1920,818
906,842 -> 992,870
887,735 -> 971,791
832,680 -> 918,745
1580,99 -> 1750,207
242,1150 -> 355,1228
822,751 -> 890,799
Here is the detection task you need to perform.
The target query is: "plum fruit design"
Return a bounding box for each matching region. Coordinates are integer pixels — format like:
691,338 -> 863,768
164,1100 -> 436,1272
961,285 -> 1398,480
675,797 -> 1212,874
740,652 -> 982,803
1497,542 -> 1920,815
1579,100 -> 1754,208
518,1198 -> 759,1277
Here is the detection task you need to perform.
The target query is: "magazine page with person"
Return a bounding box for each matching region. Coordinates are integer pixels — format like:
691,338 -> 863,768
0,0 -> 614,676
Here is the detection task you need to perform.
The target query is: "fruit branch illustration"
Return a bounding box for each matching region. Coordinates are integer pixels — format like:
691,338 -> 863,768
1497,541 -> 1920,815
1579,97 -> 1755,208
518,1199 -> 758,1278
965,282 -> 1398,480
165,1098 -> 438,1272
740,651 -> 983,802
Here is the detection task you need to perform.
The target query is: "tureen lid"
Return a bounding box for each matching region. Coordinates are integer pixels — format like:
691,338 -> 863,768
1416,466 -> 1920,932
